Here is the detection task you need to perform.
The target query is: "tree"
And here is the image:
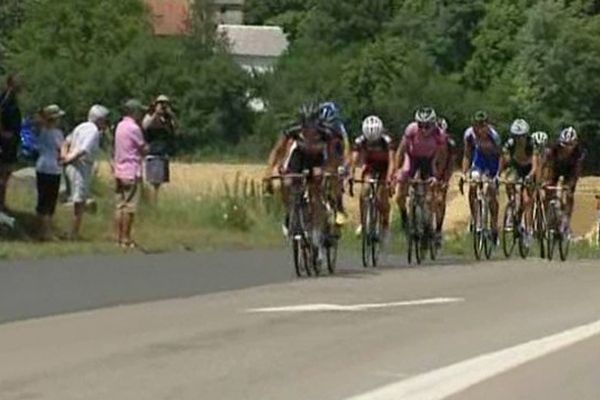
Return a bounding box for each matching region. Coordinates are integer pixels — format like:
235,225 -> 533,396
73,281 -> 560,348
0,0 -> 27,74
463,0 -> 532,89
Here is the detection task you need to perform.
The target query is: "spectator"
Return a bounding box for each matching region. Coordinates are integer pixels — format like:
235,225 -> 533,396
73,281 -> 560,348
142,94 -> 177,203
35,104 -> 66,240
113,99 -> 148,248
0,74 -> 23,212
62,104 -> 109,239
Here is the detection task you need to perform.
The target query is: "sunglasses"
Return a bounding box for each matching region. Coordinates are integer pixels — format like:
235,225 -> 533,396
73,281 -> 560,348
418,122 -> 434,130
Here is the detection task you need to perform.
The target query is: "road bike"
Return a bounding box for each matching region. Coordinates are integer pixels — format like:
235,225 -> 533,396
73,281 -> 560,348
501,179 -> 532,259
320,172 -> 342,274
406,179 -> 437,265
463,176 -> 496,261
353,177 -> 384,268
532,185 -> 547,258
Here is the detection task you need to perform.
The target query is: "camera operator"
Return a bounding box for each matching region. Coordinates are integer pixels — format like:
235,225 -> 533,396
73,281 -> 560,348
142,94 -> 178,203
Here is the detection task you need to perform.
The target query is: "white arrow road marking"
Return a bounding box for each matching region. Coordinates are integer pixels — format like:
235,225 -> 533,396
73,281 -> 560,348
347,318 -> 600,400
246,297 -> 464,313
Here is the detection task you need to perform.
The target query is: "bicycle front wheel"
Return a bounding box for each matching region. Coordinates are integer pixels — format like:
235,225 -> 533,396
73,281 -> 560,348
559,230 -> 570,261
473,202 -> 484,260
533,201 -> 546,259
502,203 -> 516,258
362,202 -> 372,268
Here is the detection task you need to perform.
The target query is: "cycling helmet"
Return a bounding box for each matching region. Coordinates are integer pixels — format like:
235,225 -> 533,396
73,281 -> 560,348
319,101 -> 339,121
559,126 -> 577,145
532,131 -> 549,147
438,117 -> 448,132
473,110 -> 488,124
298,102 -> 320,125
510,118 -> 530,136
362,115 -> 384,142
415,107 -> 437,124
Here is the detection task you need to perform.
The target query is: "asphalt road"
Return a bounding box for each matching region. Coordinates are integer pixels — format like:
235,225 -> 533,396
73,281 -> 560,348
1,250 -> 600,399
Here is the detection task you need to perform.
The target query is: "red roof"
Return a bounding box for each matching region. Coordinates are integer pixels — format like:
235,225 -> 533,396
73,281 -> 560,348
145,0 -> 189,36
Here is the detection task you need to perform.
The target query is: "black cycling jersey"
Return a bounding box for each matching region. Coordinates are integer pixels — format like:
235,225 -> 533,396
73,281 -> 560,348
503,136 -> 537,160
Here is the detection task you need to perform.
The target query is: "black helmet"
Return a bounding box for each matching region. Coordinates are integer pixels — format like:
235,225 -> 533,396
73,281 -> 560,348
298,102 -> 320,125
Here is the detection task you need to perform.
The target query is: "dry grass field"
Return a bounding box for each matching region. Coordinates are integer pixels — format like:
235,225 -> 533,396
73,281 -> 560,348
143,162 -> 599,238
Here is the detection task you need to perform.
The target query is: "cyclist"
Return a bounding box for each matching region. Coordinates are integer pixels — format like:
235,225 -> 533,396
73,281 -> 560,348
393,107 -> 445,231
460,110 -> 502,243
531,131 -> 549,182
499,119 -> 541,244
264,102 -> 333,262
433,117 -> 457,245
351,115 -> 396,243
543,127 -> 586,234
319,102 -> 350,226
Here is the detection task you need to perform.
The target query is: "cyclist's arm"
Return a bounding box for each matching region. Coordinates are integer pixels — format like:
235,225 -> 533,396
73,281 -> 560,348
461,139 -> 473,176
393,138 -> 407,182
265,135 -> 289,177
445,139 -> 457,183
350,149 -> 361,179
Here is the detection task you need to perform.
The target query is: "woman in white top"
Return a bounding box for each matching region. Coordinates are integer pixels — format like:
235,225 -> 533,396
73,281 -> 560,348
35,104 -> 65,239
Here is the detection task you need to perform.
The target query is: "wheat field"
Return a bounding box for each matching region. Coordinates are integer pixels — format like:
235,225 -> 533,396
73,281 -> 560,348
99,162 -> 600,237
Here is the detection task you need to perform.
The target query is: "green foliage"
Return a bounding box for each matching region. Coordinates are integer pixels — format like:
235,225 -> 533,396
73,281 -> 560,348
6,0 -> 252,153
5,0 -> 600,171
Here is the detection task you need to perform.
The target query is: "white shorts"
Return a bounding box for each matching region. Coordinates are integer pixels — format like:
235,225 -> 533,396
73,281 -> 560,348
65,164 -> 92,203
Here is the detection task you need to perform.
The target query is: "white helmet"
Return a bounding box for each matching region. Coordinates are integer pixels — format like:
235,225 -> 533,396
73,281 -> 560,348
438,117 -> 448,132
559,126 -> 577,145
415,107 -> 437,124
88,104 -> 110,123
532,131 -> 548,147
510,118 -> 530,136
362,115 -> 384,142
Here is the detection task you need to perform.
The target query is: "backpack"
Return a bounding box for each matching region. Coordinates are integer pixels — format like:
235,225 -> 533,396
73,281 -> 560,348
19,117 -> 39,162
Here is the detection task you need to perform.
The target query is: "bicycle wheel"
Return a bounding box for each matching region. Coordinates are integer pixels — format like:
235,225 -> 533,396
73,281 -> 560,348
473,201 -> 484,261
414,204 -> 424,265
483,203 -> 494,260
292,238 -> 303,277
361,201 -> 372,268
429,211 -> 438,261
502,203 -> 516,258
518,223 -> 530,259
533,201 -> 546,259
370,202 -> 380,268
325,221 -> 339,274
546,207 -> 557,261
559,229 -> 570,262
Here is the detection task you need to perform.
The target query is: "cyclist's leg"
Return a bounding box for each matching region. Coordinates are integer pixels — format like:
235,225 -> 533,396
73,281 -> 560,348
520,165 -> 534,234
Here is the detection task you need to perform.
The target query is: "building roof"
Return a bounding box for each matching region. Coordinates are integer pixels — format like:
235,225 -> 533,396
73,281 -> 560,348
217,24 -> 289,57
146,0 -> 189,36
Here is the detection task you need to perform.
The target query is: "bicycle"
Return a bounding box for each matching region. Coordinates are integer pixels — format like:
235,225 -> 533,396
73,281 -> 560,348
406,178 -> 437,265
501,179 -> 532,259
545,183 -> 571,261
353,177 -> 384,268
462,175 -> 496,261
270,172 -> 317,277
320,172 -> 342,275
532,184 -> 547,258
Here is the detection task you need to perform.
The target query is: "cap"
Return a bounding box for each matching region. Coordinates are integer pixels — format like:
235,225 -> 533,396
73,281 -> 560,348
156,94 -> 170,103
43,104 -> 65,120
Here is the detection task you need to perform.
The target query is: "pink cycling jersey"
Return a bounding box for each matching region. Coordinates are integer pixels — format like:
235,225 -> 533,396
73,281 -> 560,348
402,122 -> 444,158
398,122 -> 445,181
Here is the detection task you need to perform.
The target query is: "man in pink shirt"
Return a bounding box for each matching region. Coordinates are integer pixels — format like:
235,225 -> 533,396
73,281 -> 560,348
113,99 -> 148,248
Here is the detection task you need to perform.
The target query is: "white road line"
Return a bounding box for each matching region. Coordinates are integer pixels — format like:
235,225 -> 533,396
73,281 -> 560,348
347,318 -> 600,400
246,297 -> 464,313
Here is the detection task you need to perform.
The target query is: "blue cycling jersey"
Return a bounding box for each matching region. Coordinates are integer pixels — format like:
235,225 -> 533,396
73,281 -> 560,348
464,126 -> 501,177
